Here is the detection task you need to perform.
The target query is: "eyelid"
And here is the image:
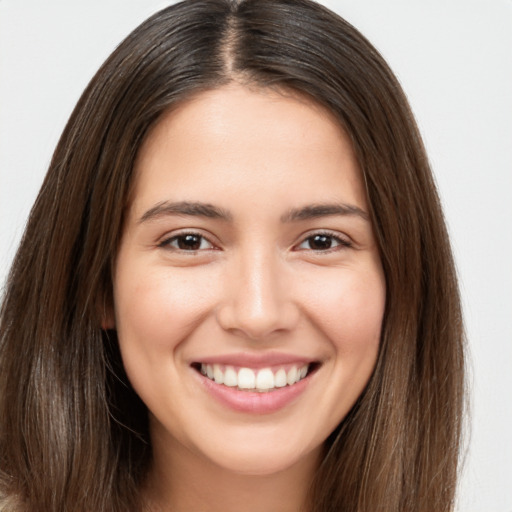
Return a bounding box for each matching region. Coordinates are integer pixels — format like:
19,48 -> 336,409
158,230 -> 218,252
293,230 -> 353,252
156,229 -> 352,253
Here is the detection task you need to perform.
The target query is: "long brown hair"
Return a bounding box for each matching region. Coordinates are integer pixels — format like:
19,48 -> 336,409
0,1 -> 465,510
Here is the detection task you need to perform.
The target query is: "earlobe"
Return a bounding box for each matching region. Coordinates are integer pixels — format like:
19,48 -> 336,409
99,295 -> 116,330
101,304 -> 116,330
101,316 -> 115,330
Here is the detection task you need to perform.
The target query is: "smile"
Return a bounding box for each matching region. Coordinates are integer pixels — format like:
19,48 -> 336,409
191,355 -> 320,414
199,363 -> 310,392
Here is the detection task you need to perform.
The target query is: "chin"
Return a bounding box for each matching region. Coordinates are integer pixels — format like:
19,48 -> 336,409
189,428 -> 323,477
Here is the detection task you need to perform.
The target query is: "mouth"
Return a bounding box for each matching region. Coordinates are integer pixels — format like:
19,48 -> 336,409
191,361 -> 320,393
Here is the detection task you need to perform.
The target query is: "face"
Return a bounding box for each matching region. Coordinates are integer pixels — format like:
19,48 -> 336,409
112,84 -> 385,477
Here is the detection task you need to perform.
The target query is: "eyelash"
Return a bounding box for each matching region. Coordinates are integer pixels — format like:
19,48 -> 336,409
158,232 -> 215,252
295,231 -> 352,252
158,230 -> 352,254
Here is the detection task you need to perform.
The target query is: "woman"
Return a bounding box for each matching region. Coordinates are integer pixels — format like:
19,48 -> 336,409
0,0 -> 465,511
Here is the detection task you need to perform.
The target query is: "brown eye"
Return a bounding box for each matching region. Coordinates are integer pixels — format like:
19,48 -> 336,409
297,232 -> 351,252
161,233 -> 213,251
308,234 -> 334,250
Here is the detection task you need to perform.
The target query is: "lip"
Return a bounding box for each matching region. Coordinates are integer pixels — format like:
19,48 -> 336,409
196,371 -> 312,414
191,352 -> 318,414
191,351 -> 314,369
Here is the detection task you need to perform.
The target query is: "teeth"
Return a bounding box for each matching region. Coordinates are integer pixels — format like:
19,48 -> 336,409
256,368 -> 274,390
286,366 -> 297,385
200,363 -> 310,391
213,364 -> 224,384
274,368 -> 287,388
224,366 -> 238,387
238,368 -> 256,389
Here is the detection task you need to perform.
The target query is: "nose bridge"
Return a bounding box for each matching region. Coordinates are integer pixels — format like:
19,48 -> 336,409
243,247 -> 280,317
217,243 -> 297,339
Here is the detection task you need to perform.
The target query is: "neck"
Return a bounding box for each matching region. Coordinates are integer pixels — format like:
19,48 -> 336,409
143,426 -> 320,512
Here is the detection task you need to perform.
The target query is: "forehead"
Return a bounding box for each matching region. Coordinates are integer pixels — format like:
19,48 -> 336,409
130,83 -> 366,217
144,84 -> 350,149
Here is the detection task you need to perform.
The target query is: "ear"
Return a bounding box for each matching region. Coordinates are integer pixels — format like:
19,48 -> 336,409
99,293 -> 116,330
101,313 -> 115,330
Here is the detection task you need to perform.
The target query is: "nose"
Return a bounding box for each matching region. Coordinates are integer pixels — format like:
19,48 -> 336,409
216,248 -> 300,341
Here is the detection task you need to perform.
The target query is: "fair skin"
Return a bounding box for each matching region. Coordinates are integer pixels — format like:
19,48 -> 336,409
111,83 -> 386,512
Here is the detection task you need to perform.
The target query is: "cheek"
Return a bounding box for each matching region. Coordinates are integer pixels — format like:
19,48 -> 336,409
304,266 -> 386,354
113,265 -> 218,354
112,264 -> 222,416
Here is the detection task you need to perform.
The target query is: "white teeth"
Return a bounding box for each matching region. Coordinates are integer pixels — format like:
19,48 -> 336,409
199,363 -> 310,391
223,366 -> 238,387
256,368 -> 274,390
274,368 -> 287,388
213,364 -> 224,384
238,368 -> 256,389
286,366 -> 297,385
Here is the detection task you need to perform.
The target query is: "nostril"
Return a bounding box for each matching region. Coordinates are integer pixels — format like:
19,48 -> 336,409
216,299 -> 300,341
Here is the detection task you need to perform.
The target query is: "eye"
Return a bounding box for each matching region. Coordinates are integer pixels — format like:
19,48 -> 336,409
296,232 -> 351,251
159,233 -> 214,252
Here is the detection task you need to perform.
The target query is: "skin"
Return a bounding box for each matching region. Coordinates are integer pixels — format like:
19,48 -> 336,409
111,83 -> 386,511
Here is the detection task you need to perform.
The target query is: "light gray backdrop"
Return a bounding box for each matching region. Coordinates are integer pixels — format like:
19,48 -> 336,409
1,1 -> 511,510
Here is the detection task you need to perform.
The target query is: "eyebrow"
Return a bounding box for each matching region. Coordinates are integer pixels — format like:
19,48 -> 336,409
139,201 -> 233,223
138,200 -> 369,224
280,203 -> 369,223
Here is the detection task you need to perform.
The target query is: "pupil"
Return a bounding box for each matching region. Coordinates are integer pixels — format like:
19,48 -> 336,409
178,235 -> 201,250
310,235 -> 332,250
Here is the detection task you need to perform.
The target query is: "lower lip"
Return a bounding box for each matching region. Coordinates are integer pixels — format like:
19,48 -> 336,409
196,371 -> 311,414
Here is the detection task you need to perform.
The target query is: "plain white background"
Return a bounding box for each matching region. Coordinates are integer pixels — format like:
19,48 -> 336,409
0,1 -> 511,510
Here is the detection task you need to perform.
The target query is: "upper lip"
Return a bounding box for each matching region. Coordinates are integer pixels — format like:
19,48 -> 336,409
191,351 -> 318,369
